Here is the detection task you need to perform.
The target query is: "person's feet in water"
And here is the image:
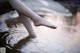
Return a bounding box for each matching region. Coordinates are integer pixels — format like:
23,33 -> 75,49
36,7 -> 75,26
34,18 -> 57,29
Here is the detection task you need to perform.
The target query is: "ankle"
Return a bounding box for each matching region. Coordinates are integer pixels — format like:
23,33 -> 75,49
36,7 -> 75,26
28,34 -> 37,38
34,18 -> 43,23
29,33 -> 36,36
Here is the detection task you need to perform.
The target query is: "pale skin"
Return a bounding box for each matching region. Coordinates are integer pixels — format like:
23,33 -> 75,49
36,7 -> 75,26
7,0 -> 57,38
18,13 -> 36,38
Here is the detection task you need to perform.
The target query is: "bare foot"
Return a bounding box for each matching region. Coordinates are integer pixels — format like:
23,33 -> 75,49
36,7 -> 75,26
26,35 -> 36,39
34,18 -> 57,29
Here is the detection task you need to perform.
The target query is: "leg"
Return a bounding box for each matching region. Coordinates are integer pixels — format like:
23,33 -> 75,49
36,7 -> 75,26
18,13 -> 36,38
9,0 -> 57,29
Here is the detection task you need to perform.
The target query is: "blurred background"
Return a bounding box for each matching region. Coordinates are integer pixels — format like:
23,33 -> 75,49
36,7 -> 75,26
0,0 -> 80,53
